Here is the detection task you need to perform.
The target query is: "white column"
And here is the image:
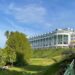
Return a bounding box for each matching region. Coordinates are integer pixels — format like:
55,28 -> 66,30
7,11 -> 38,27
56,35 -> 58,46
62,35 -> 64,44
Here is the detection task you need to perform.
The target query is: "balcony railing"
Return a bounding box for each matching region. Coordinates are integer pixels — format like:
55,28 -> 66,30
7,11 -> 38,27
64,59 -> 75,75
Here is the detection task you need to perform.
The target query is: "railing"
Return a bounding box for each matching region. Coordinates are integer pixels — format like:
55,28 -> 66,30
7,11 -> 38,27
64,59 -> 75,75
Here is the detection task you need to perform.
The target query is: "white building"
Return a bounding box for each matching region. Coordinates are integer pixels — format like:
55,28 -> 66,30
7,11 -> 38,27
29,28 -> 75,49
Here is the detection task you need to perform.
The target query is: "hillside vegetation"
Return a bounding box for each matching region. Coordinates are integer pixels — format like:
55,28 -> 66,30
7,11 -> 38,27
32,48 -> 75,58
0,31 -> 75,75
0,48 -> 75,75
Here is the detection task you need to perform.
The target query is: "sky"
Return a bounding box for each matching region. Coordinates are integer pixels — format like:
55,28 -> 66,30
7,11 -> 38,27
0,0 -> 75,48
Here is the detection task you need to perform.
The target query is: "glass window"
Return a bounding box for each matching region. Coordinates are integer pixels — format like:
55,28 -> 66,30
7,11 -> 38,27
54,35 -> 56,45
49,37 -> 51,45
63,35 -> 68,44
58,35 -> 62,44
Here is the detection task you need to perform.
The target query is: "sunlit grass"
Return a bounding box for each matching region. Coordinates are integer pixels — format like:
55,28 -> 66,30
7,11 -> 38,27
29,58 -> 55,66
30,55 -> 63,66
9,67 -> 24,72
0,55 -> 64,75
9,67 -> 39,73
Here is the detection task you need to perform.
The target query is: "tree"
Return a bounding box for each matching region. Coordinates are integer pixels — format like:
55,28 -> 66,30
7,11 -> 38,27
0,49 -> 6,66
5,31 -> 32,66
5,47 -> 16,65
5,31 -> 9,39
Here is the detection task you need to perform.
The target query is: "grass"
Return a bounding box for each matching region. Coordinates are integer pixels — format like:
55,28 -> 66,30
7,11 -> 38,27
0,55 -> 64,75
30,55 -> 63,66
0,48 -> 71,75
0,66 -> 44,75
0,58 -> 51,75
32,48 -> 70,58
29,58 -> 55,66
43,61 -> 63,75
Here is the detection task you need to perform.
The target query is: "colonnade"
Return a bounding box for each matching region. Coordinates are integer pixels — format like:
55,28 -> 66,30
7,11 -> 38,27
30,34 -> 69,49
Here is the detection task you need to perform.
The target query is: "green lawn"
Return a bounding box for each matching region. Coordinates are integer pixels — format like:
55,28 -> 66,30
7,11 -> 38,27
0,55 -> 64,75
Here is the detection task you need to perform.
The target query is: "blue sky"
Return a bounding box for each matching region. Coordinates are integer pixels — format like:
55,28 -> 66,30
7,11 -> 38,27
0,0 -> 75,48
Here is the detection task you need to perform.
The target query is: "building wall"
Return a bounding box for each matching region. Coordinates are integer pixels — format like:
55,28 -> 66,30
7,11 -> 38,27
29,28 -> 75,49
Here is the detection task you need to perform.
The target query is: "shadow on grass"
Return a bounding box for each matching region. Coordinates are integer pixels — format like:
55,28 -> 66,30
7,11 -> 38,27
43,62 -> 62,75
2,58 -> 73,75
43,57 -> 75,75
0,65 -> 49,75
23,65 -> 48,71
51,58 -> 57,63
0,69 -> 36,75
0,63 -> 65,75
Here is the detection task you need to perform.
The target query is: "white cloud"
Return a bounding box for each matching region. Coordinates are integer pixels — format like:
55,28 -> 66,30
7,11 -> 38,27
0,3 -> 52,28
0,3 -> 52,27
0,3 -> 52,35
3,3 -> 51,29
7,4 -> 46,24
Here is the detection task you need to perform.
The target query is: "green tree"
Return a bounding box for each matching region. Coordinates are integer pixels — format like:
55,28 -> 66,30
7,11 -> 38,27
0,49 -> 6,66
5,47 -> 16,65
6,31 -> 32,66
5,31 -> 9,38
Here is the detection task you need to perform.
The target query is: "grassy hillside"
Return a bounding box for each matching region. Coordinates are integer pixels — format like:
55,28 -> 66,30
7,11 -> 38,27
0,48 -> 75,75
43,60 -> 65,75
0,56 -> 63,75
32,48 -> 72,58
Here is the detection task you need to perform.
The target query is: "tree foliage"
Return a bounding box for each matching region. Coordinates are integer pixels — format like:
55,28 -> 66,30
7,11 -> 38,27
5,31 -> 9,39
0,49 -> 6,66
5,47 -> 16,64
5,31 -> 32,66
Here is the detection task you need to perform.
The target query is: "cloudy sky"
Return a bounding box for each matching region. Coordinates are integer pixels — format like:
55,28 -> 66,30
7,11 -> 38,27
0,0 -> 75,48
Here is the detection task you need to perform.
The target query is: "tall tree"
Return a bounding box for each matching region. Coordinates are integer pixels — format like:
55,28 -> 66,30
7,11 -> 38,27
6,31 -> 32,66
5,31 -> 9,38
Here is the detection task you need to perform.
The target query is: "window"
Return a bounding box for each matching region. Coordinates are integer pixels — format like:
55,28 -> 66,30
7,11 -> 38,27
54,35 -> 56,45
63,35 -> 68,44
58,35 -> 62,44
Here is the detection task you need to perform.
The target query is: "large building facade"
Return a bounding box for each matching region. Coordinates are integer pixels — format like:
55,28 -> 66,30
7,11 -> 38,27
29,28 -> 75,49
